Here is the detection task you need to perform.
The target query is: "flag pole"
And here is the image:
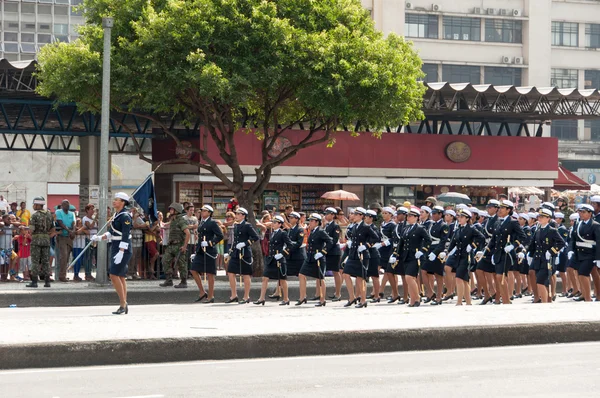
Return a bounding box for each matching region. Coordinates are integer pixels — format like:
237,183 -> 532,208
69,172 -> 155,269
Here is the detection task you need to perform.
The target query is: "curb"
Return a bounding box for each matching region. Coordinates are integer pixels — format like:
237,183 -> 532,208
2,321 -> 599,370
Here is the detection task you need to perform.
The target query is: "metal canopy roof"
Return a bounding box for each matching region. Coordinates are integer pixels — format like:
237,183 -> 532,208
423,82 -> 600,122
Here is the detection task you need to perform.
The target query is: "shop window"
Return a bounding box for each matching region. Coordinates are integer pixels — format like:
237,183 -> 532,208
443,16 -> 481,41
405,14 -> 439,39
485,19 -> 522,43
484,67 -> 522,86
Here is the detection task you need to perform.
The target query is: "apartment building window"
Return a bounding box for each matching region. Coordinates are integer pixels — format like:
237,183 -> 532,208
551,22 -> 578,47
71,0 -> 84,16
21,3 -> 36,14
584,70 -> 600,89
443,17 -> 481,41
442,65 -> 481,84
551,69 -> 578,88
4,3 -> 19,13
405,14 -> 438,39
38,5 -> 52,15
421,63 -> 439,82
585,24 -> 600,48
551,121 -> 578,140
484,67 -> 522,86
586,120 -> 600,141
54,24 -> 69,36
485,19 -> 522,43
4,32 -> 19,42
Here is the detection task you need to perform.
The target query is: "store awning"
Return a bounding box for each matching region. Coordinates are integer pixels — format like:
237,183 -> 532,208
555,165 -> 590,190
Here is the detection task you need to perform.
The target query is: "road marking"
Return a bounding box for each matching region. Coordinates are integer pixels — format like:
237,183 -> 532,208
2,341 -> 599,375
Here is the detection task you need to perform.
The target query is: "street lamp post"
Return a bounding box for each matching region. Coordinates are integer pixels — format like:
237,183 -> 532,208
96,17 -> 114,285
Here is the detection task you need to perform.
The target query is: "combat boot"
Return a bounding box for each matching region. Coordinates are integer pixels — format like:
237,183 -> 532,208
26,276 -> 38,288
44,275 -> 51,288
174,278 -> 188,288
159,279 -> 173,287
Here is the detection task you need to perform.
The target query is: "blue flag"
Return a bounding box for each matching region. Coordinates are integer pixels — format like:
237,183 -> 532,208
133,175 -> 158,222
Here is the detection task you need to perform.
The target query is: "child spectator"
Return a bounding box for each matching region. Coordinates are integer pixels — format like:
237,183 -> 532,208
14,227 -> 32,281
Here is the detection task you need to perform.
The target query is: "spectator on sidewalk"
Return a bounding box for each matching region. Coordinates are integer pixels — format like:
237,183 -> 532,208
14,226 -> 32,281
144,216 -> 160,279
0,214 -> 18,281
55,200 -> 76,282
8,202 -> 18,216
226,197 -> 238,212
184,205 -> 199,275
72,218 -> 89,282
82,205 -> 97,281
129,208 -> 145,280
0,195 -> 8,215
16,202 -> 31,226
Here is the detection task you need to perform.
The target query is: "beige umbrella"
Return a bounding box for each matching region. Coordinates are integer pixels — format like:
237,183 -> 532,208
321,190 -> 360,201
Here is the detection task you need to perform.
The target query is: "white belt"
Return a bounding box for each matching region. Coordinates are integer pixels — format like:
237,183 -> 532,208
111,236 -> 122,241
576,242 -> 595,248
431,239 -> 441,245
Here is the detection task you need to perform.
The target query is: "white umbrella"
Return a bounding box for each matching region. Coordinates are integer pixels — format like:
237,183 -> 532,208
436,192 -> 471,205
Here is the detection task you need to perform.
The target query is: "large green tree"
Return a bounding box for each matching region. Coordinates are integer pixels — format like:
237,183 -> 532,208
37,0 -> 424,215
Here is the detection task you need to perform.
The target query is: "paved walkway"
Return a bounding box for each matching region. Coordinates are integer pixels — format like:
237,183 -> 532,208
3,295 -> 599,346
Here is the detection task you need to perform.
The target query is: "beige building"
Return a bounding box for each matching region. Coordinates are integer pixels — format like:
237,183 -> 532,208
363,0 -> 600,167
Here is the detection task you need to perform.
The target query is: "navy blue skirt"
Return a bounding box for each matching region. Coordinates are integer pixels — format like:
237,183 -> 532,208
109,244 -> 132,277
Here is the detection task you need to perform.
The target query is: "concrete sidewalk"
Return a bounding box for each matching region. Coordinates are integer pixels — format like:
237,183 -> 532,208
2,296 -> 599,369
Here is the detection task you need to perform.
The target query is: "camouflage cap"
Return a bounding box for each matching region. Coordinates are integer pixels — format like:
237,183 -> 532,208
168,202 -> 184,213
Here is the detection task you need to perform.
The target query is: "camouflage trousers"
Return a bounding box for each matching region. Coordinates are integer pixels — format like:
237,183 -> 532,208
30,244 -> 50,278
162,244 -> 187,279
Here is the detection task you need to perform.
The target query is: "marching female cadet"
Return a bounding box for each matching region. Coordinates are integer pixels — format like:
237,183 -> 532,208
445,209 -> 485,306
441,209 -> 458,302
554,212 -> 570,298
364,210 -> 382,302
522,208 -> 565,303
375,207 -> 396,301
225,208 -> 259,304
323,207 -> 343,301
342,207 -> 379,308
486,200 -> 526,305
296,214 -> 332,307
514,213 -> 531,299
422,206 -> 448,305
255,215 -> 293,306
527,212 -> 539,300
92,192 -> 132,315
190,205 -> 223,303
283,212 -> 306,278
568,204 -> 600,302
386,207 -> 408,304
393,207 -> 431,307
476,200 -> 500,305
566,213 -> 581,298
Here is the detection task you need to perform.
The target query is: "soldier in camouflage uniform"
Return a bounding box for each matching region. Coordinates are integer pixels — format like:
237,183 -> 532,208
557,195 -> 574,222
159,203 -> 190,288
26,196 -> 55,288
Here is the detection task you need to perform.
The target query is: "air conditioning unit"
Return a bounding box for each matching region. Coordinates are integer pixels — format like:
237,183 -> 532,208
500,9 -> 508,16
406,2 -> 413,9
514,57 -> 524,65
487,8 -> 497,15
501,56 -> 512,64
513,9 -> 522,17
473,7 -> 482,14
432,4 -> 441,11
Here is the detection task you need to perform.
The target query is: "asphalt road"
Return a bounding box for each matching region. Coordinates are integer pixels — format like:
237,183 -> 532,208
2,342 -> 599,398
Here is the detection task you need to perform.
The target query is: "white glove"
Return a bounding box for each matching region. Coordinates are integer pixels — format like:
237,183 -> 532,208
439,252 -> 447,260
466,244 -> 472,253
224,253 -> 229,259
527,255 -> 533,264
300,243 -> 307,248
236,242 -> 246,250
504,244 -> 514,253
415,251 -> 423,259
190,254 -> 196,262
545,251 -> 552,261
201,241 -> 209,247
113,251 -> 124,265
596,260 -> 600,268
346,240 -> 352,248
475,251 -> 483,258
389,256 -> 397,264
517,252 -> 525,260
91,235 -> 102,242
382,239 -> 390,247
274,253 -> 284,260
314,252 -> 324,260
567,251 -> 573,260
555,256 -> 560,265
373,243 -> 382,250
428,253 -> 436,261
358,244 -> 367,253
491,257 -> 496,265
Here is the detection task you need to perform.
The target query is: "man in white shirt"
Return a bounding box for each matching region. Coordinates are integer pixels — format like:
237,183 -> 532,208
184,205 -> 199,275
0,196 -> 9,215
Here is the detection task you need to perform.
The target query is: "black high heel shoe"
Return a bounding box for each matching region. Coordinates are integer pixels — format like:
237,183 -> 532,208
112,306 -> 126,315
203,298 -> 215,304
309,296 -> 321,301
397,298 -> 406,305
370,298 -> 380,303
315,301 -> 326,307
239,298 -> 251,304
253,299 -> 265,306
279,300 -> 290,306
344,298 -> 358,307
195,293 -> 208,303
387,296 -> 399,304
295,298 -> 307,306
408,301 -> 420,307
225,296 -> 239,303
355,301 -> 368,308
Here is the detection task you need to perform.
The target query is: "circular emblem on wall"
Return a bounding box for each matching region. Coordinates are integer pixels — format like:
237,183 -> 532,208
176,141 -> 193,159
445,141 -> 471,163
588,173 -> 596,184
267,136 -> 292,158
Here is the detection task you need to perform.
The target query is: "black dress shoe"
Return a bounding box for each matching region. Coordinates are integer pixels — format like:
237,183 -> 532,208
366,294 -> 375,300
295,298 -> 308,306
112,306 -> 126,315
279,300 -> 290,306
195,293 -> 208,303
397,298 -> 406,305
370,298 -> 380,303
253,299 -> 265,306
315,301 -> 326,307
309,296 -> 321,301
331,296 -> 342,302
430,300 -> 442,306
480,297 -> 491,305
225,297 -> 239,303
239,298 -> 251,304
344,298 -> 358,307
441,294 -> 454,302
328,294 -> 337,299
573,296 -> 586,302
387,296 -> 399,304
202,298 -> 215,304
423,295 -> 434,304
355,301 -> 368,308
408,301 -> 420,307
